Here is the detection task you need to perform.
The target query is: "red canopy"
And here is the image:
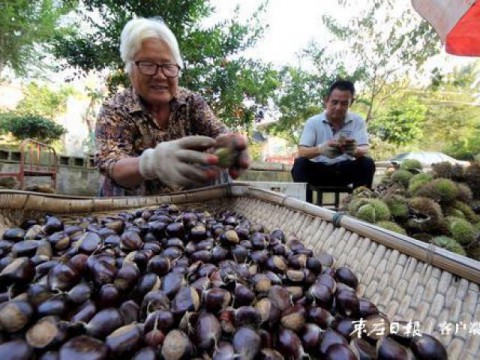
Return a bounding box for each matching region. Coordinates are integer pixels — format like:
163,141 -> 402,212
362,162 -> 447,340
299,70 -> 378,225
412,0 -> 480,56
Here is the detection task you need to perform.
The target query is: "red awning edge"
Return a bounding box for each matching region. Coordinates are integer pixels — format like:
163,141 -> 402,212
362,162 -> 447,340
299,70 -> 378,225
446,1 -> 480,56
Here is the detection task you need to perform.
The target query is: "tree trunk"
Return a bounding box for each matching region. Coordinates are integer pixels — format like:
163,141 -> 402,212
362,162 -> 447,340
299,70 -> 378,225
0,61 -> 5,81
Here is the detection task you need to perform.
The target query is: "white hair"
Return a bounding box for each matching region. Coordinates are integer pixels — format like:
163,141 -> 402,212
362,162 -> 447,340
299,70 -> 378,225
120,17 -> 183,74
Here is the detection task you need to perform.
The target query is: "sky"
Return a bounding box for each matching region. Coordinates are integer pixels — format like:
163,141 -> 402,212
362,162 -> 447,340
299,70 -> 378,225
207,0 -> 478,73
207,0 -> 355,66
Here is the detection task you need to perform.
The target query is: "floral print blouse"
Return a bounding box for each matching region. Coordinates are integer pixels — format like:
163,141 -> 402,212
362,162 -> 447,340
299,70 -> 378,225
95,87 -> 228,196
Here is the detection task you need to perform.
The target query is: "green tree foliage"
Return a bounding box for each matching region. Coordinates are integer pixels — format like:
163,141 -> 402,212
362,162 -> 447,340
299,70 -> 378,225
422,63 -> 480,160
267,0 -> 437,150
0,113 -> 66,143
322,1 -> 440,122
267,44 -> 364,146
267,66 -> 322,144
52,0 -> 279,132
0,0 -> 77,77
0,82 -> 71,144
367,63 -> 480,160
15,82 -> 75,119
369,95 -> 427,146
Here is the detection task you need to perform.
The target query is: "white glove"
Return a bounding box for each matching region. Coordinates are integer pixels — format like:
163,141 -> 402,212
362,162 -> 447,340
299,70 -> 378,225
317,142 -> 342,159
139,136 -> 217,187
339,138 -> 357,156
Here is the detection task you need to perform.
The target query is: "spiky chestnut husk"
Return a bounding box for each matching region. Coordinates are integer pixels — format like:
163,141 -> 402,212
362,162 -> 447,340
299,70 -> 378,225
448,200 -> 480,224
464,162 -> 480,199
431,161 -> 455,179
390,170 -> 413,188
355,204 -> 376,223
447,217 -> 476,246
339,194 -> 354,211
451,164 -> 467,181
474,221 -> 480,233
408,197 -> 444,221
347,198 -> 370,215
369,199 -> 392,220
455,183 -> 473,203
214,147 -> 240,168
399,159 -> 423,173
443,206 -> 466,220
466,239 -> 480,261
445,215 -> 463,225
355,199 -> 391,224
415,178 -> 459,203
409,173 -> 433,184
382,194 -> 409,220
433,236 -> 467,256
384,166 -> 396,177
431,161 -> 466,182
351,186 -> 375,198
408,182 -> 424,197
374,183 -> 400,198
473,200 -> 480,215
380,174 -> 393,186
375,221 -> 407,235
406,197 -> 444,233
412,233 -> 433,243
407,173 -> 433,195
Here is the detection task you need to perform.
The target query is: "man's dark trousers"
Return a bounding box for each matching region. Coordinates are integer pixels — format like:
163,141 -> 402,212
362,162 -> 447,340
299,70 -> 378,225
291,157 -> 376,203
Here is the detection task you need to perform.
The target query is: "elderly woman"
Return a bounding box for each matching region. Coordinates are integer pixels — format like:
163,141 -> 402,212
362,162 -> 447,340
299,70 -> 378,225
95,17 -> 249,196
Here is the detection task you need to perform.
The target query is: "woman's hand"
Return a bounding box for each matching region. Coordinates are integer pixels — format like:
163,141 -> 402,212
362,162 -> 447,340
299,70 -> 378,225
139,135 -> 219,187
214,133 -> 250,179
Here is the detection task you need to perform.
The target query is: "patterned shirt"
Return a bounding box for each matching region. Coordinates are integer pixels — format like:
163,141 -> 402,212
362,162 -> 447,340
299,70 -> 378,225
95,87 -> 228,196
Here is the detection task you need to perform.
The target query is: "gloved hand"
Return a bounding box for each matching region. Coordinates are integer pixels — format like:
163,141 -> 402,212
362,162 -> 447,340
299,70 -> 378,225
317,141 -> 342,159
214,133 -> 250,179
340,138 -> 357,156
139,136 -> 219,187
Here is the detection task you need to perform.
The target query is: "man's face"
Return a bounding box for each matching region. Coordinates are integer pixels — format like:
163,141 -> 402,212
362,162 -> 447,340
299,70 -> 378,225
130,38 -> 179,107
324,88 -> 353,123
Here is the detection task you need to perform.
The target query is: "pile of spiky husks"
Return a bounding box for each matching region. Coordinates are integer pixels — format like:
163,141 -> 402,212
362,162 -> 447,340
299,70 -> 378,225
341,159 -> 480,261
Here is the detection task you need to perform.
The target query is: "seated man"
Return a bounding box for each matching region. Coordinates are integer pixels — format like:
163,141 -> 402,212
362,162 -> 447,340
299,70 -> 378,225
291,80 -> 375,203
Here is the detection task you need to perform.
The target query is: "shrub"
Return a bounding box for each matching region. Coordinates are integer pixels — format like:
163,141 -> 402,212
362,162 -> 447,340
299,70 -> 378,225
0,113 -> 66,144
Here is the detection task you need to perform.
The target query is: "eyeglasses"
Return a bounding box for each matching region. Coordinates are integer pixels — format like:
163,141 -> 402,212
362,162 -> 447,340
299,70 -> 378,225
134,61 -> 180,78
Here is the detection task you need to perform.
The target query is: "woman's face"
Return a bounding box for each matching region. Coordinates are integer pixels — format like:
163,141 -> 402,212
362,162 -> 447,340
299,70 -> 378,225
130,37 -> 179,108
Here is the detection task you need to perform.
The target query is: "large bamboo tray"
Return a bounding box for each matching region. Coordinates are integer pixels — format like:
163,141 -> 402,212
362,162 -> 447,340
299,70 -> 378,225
0,184 -> 479,359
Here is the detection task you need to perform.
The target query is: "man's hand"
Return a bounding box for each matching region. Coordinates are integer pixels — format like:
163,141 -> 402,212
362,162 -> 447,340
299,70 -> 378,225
139,136 -> 219,187
340,138 -> 357,156
214,133 -> 250,179
317,140 -> 342,159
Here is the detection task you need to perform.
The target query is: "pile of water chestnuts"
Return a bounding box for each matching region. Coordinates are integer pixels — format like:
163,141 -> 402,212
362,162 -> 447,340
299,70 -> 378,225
0,203 -> 448,359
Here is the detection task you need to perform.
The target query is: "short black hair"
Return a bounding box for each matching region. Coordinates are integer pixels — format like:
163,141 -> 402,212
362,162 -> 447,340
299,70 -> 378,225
327,80 -> 355,98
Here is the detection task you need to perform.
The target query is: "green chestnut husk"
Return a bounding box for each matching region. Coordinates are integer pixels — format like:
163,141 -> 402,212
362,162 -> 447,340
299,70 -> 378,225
214,147 -> 241,168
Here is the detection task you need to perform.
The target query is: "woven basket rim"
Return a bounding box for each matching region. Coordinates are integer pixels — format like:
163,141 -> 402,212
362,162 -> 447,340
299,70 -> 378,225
0,183 -> 479,284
